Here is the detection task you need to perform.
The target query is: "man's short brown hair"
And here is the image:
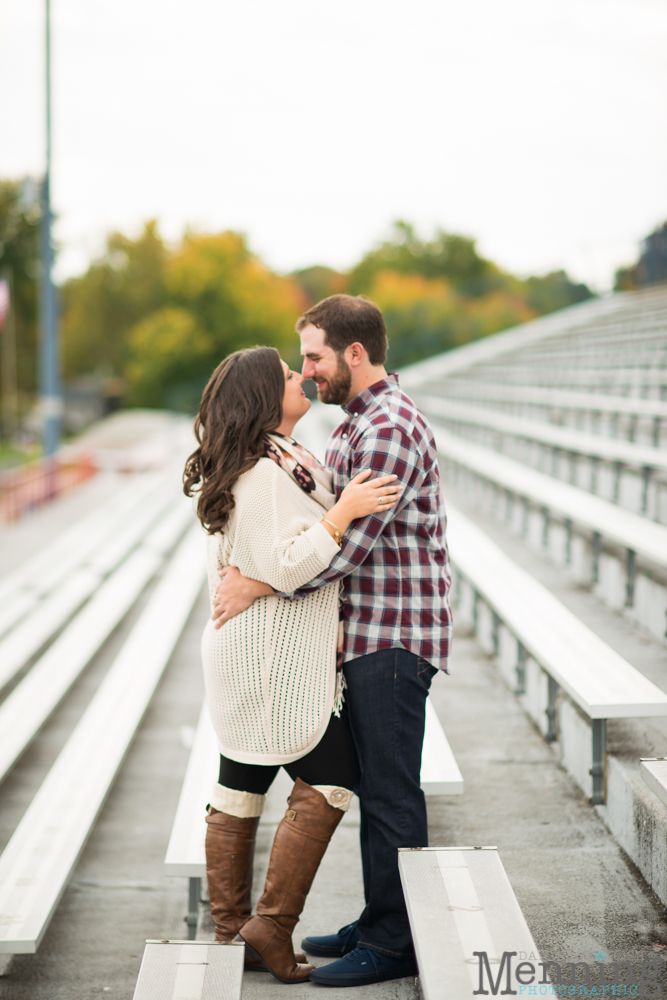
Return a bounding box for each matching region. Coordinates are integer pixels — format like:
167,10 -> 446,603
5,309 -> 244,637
296,294 -> 387,366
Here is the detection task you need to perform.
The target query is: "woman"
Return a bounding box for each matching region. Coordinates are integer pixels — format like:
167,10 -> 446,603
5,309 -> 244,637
183,347 -> 399,984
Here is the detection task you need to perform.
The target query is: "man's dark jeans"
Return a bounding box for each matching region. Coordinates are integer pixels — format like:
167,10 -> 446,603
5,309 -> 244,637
343,646 -> 437,958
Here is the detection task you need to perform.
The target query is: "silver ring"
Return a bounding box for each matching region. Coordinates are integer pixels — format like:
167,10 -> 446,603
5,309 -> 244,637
378,496 -> 385,504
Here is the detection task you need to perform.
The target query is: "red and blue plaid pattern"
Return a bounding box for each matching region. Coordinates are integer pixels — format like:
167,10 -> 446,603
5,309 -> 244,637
297,374 -> 453,673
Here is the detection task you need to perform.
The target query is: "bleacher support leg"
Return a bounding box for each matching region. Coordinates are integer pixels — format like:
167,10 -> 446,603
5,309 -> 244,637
186,877 -> 201,940
591,719 -> 606,805
591,532 -> 601,584
491,611 -> 500,658
545,676 -> 558,742
590,456 -> 598,494
515,641 -> 527,695
625,549 -> 636,608
569,451 -> 577,485
613,461 -> 622,504
641,467 -> 651,515
541,506 -> 549,549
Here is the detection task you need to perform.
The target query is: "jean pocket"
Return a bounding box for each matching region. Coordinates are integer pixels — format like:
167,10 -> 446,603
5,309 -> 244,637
417,658 -> 438,691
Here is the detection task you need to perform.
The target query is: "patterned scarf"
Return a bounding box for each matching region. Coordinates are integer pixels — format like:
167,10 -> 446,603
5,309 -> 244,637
263,431 -> 346,716
263,433 -> 336,511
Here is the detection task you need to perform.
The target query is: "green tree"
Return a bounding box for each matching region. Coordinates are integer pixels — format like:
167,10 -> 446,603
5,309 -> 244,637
523,270 -> 592,314
0,180 -> 40,408
125,231 -> 305,408
61,220 -> 167,379
291,265 -> 347,306
614,222 -> 667,290
125,308 -> 212,409
348,221 -> 510,299
367,270 -> 535,369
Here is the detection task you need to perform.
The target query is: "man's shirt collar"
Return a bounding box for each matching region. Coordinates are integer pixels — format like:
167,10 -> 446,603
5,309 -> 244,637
343,373 -> 399,416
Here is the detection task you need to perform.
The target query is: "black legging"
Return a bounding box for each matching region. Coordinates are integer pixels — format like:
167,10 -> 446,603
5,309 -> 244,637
218,712 -> 356,795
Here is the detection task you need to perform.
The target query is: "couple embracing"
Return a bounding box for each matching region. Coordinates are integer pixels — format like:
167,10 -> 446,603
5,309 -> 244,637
183,294 -> 453,988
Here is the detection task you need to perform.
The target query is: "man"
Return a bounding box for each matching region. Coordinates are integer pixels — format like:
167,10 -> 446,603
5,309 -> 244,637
213,294 -> 452,987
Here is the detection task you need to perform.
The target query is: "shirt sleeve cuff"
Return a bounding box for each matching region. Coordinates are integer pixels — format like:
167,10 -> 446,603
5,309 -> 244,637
303,520 -> 341,563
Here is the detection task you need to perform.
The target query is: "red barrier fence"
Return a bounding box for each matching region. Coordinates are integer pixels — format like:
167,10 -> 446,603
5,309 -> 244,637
0,453 -> 97,522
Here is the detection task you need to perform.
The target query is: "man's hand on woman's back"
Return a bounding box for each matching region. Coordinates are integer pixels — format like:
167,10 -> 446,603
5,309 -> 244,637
212,566 -> 273,629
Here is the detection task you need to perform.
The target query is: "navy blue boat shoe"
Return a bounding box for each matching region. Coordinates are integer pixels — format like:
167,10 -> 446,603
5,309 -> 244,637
301,921 -> 360,958
308,947 -> 417,987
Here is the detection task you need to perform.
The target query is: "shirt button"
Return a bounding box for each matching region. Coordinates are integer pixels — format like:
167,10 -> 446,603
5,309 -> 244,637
342,432 -> 348,439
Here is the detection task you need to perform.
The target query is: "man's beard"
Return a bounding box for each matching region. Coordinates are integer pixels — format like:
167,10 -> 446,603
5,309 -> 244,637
317,354 -> 352,405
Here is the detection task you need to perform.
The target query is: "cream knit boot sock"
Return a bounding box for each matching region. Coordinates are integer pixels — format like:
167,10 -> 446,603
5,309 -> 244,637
210,783 -> 266,818
311,785 -> 353,811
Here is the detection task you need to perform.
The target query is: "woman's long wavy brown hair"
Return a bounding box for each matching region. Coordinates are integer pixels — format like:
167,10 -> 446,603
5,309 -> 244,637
183,347 -> 284,534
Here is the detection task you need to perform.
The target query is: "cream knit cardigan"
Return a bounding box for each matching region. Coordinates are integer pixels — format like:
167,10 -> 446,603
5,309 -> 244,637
201,457 -> 341,765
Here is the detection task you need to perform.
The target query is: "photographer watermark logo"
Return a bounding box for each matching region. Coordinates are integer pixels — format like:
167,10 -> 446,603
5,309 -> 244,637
472,951 -> 660,997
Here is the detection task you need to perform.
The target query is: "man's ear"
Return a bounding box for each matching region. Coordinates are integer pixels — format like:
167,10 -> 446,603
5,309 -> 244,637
345,342 -> 366,368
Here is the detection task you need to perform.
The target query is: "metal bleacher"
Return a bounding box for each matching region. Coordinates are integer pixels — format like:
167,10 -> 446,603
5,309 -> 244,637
0,418 -> 206,958
393,284 -> 667,935
399,289 -> 667,651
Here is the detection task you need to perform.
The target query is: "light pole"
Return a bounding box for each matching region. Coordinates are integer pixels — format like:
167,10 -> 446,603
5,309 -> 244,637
40,0 -> 61,459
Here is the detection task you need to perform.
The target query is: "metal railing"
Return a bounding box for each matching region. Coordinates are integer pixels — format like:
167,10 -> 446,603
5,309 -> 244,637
0,452 -> 96,522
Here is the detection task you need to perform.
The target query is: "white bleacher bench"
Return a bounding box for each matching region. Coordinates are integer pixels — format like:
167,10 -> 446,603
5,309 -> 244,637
399,846 -> 541,1000
448,503 -> 667,804
418,396 -> 667,477
0,470 -> 166,638
482,367 -> 667,393
434,381 -> 667,446
0,472 -> 178,692
165,697 -> 463,938
640,758 -> 667,809
0,497 -> 194,784
399,295 -> 629,391
435,427 -> 667,603
132,940 -> 244,1000
0,525 -> 205,954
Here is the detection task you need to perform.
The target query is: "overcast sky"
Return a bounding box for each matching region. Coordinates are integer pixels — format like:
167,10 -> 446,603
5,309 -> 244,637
1,0 -> 666,289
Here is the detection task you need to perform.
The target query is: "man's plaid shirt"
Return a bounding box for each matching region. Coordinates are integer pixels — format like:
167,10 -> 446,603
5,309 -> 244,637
295,374 -> 453,673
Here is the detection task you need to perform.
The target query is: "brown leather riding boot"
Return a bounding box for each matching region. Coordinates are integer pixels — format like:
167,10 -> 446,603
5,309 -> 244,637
205,807 -> 307,971
205,808 -> 259,942
238,778 -> 345,983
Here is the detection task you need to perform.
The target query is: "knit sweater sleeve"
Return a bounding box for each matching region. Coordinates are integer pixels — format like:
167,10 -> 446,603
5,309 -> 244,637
230,459 -> 340,593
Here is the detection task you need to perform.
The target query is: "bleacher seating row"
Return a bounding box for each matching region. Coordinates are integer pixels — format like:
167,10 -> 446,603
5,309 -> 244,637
432,427 -> 667,643
418,395 -> 667,519
0,477 -> 204,955
401,287 -> 667,399
397,285 -> 667,931
433,381 -> 667,447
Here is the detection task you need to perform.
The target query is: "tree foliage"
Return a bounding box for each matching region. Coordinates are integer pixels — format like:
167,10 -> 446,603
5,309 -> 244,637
60,226 -> 305,410
290,265 -> 348,306
51,210 -> 598,415
348,221 -> 507,298
125,232 -> 305,407
0,180 -> 41,403
614,222 -> 667,291
351,223 -> 592,369
367,270 -> 534,369
61,220 -> 167,379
